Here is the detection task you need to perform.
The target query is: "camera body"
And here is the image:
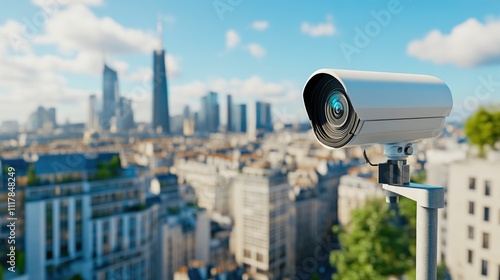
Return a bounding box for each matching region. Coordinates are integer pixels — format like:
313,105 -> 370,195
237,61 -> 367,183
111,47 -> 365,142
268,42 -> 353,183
303,69 -> 453,149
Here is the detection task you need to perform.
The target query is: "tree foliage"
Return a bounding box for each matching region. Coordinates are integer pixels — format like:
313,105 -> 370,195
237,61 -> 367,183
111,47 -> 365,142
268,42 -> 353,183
93,155 -> 121,180
465,107 -> 500,157
27,164 -> 41,186
331,198 -> 416,280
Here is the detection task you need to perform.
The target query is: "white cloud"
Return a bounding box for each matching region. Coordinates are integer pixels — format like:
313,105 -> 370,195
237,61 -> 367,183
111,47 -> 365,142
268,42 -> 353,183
35,5 -> 157,55
0,53 -> 91,124
0,20 -> 31,54
252,20 -> 269,31
226,29 -> 240,50
407,17 -> 500,67
301,15 -> 336,37
32,0 -> 103,7
246,43 -> 266,58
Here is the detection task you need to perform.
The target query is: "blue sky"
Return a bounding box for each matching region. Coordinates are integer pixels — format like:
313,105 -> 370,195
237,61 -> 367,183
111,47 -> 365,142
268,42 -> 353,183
0,0 -> 499,125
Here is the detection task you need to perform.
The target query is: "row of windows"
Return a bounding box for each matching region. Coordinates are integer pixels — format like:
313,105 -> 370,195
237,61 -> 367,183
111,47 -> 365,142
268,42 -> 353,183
469,177 -> 492,196
467,202 -> 498,222
467,226 -> 491,249
466,250 -> 500,278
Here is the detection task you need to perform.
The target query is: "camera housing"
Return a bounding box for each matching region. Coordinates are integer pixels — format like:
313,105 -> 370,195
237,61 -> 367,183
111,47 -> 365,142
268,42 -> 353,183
303,69 -> 453,149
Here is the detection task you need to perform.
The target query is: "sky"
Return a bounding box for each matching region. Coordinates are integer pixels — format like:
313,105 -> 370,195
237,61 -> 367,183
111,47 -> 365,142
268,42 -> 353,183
0,0 -> 499,126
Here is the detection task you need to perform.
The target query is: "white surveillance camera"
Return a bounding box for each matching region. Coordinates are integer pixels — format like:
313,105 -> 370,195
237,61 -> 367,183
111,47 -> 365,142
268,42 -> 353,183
303,69 -> 453,149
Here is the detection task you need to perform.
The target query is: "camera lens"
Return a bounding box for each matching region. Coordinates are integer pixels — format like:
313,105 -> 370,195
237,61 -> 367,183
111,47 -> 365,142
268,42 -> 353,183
303,73 -> 359,149
325,91 -> 349,128
328,94 -> 344,119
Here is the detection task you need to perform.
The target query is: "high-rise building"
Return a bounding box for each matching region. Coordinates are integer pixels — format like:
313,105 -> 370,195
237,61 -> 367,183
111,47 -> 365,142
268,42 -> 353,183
87,94 -> 97,130
232,166 -> 293,279
102,64 -> 119,130
111,97 -> 135,133
27,106 -> 58,131
233,104 -> 247,133
47,108 -> 56,127
227,95 -> 233,132
256,101 -> 273,132
200,92 -> 220,133
152,20 -> 170,134
445,157 -> 500,280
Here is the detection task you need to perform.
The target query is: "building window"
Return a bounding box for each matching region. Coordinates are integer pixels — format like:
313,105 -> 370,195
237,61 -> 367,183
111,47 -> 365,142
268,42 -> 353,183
469,201 -> 475,215
467,226 -> 474,239
467,249 -> 473,264
482,260 -> 488,276
482,233 -> 489,249
485,180 -> 491,196
484,207 -> 490,221
257,253 -> 264,262
244,249 -> 251,258
469,177 -> 476,190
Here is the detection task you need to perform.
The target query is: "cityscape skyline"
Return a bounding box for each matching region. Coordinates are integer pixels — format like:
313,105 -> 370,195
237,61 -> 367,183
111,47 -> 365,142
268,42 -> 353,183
0,1 -> 499,280
0,1 -> 499,125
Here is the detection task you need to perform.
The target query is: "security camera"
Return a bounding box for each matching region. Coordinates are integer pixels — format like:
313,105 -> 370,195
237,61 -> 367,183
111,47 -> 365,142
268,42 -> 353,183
303,69 -> 453,149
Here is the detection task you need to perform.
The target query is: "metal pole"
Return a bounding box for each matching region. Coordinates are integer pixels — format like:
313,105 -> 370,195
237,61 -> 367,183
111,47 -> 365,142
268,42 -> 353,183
383,183 -> 444,280
416,206 -> 438,280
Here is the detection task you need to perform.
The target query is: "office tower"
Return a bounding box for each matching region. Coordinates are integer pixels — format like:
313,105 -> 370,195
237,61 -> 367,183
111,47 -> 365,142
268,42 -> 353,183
256,101 -> 273,132
200,92 -> 220,133
152,20 -> 170,134
227,95 -> 233,132
110,97 -> 135,133
233,104 -> 247,133
445,158 -> 500,280
102,64 -> 119,130
87,94 -> 97,130
182,105 -> 194,136
232,167 -> 293,279
27,106 -> 58,131
47,108 -> 56,127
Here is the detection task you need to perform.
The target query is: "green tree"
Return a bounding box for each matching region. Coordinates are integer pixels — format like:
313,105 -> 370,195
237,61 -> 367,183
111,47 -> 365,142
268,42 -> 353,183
465,107 -> 500,157
93,155 -> 121,181
17,250 -> 25,275
411,172 -> 426,184
331,198 -> 415,280
27,164 -> 40,186
67,274 -> 83,280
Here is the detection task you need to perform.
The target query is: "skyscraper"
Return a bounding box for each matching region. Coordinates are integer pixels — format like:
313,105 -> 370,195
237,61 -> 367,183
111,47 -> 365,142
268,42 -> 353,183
87,94 -> 97,130
102,64 -> 119,130
227,94 -> 233,132
233,104 -> 247,133
152,20 -> 170,134
256,101 -> 273,132
200,92 -> 220,133
232,167 -> 294,279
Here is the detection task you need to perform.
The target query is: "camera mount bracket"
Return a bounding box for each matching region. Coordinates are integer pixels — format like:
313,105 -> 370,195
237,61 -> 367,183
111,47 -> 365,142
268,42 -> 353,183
374,142 -> 445,280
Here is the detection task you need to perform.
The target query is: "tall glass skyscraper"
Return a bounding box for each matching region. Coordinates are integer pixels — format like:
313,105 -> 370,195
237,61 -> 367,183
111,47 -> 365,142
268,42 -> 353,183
200,92 -> 220,133
152,20 -> 170,134
233,104 -> 247,133
227,94 -> 233,132
102,64 -> 119,130
256,101 -> 273,132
